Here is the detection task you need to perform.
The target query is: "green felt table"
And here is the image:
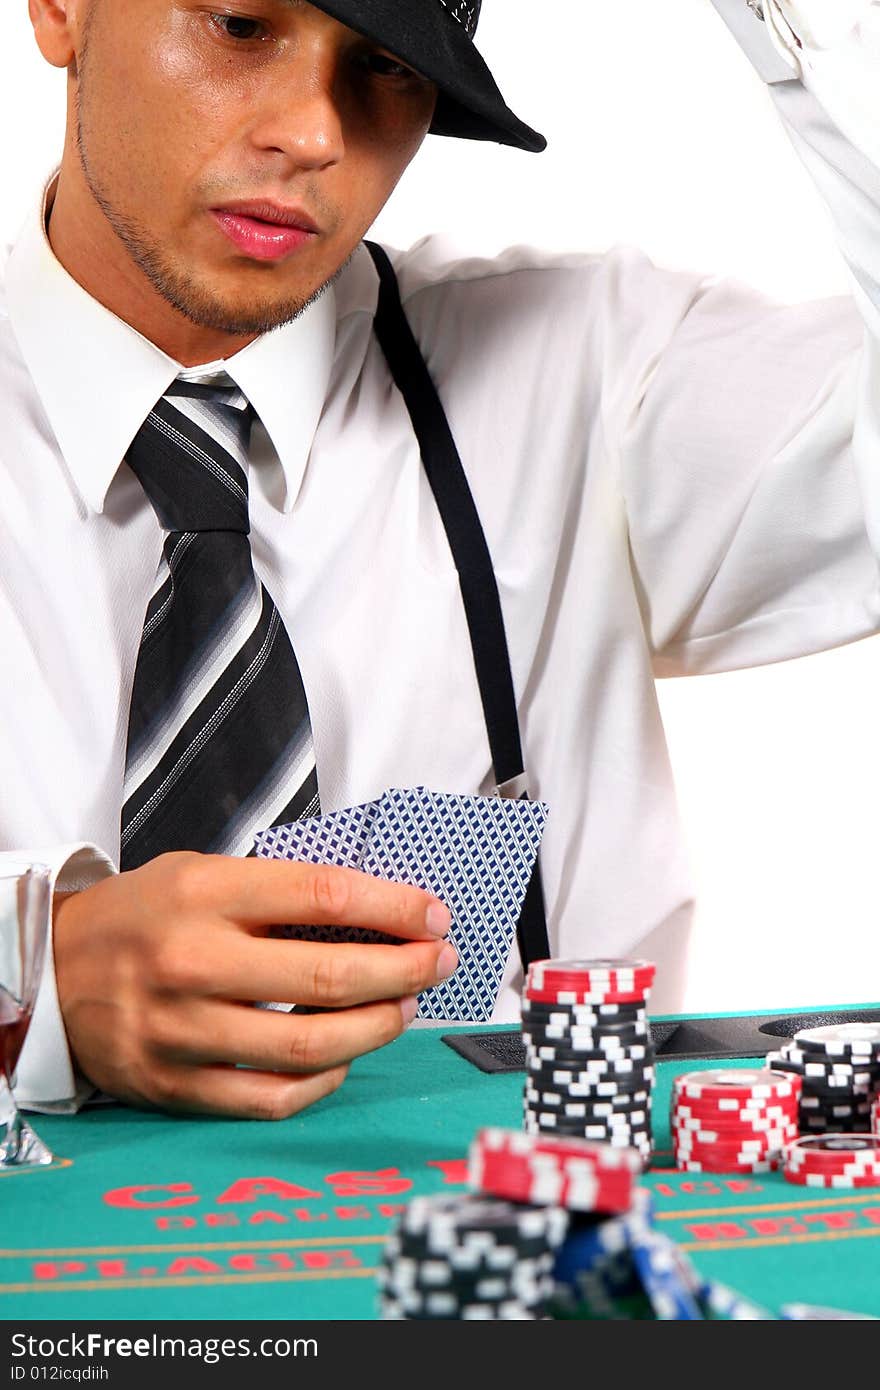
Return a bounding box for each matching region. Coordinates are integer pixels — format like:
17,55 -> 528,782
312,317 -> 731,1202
3,1017 -> 880,1320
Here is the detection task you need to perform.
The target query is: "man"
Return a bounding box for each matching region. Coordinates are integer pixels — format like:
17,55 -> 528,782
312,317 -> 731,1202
3,0 -> 880,1120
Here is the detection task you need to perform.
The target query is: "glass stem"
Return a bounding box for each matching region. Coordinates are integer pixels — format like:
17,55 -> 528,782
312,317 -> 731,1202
0,1072 -> 55,1166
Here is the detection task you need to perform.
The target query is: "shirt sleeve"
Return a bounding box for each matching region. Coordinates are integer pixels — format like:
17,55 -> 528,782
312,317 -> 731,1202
8,844 -> 115,1113
623,2 -> 880,675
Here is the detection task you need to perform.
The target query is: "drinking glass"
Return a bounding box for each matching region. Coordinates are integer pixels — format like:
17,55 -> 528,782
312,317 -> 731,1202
0,862 -> 56,1167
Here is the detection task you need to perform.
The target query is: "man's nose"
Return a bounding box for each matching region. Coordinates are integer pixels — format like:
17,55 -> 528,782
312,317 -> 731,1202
249,59 -> 346,170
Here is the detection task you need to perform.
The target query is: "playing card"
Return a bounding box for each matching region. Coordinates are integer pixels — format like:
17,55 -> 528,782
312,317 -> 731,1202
254,787 -> 548,1021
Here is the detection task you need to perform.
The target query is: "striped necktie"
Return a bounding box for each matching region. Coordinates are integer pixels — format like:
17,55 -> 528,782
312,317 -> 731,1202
120,376 -> 319,871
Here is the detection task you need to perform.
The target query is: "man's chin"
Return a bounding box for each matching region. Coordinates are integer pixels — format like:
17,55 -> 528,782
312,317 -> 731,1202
157,281 -> 321,338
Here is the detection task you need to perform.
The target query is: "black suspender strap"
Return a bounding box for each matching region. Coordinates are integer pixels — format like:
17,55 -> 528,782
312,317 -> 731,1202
366,240 -> 550,968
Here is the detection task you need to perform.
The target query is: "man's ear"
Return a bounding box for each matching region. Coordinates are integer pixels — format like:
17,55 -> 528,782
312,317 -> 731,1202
29,0 -> 80,70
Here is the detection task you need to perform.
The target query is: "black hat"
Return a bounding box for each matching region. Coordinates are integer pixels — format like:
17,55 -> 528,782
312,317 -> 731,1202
310,0 -> 546,153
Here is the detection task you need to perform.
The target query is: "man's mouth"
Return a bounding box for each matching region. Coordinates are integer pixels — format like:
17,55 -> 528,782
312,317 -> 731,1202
210,201 -> 319,263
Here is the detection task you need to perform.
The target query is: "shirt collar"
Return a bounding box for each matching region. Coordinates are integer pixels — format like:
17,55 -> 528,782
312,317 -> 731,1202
5,173 -> 338,515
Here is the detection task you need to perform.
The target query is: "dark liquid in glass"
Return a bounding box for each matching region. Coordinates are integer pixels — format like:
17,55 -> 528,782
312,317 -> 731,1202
0,988 -> 30,1079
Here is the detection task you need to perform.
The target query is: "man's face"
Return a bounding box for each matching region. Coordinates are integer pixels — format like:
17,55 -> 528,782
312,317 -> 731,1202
61,0 -> 437,341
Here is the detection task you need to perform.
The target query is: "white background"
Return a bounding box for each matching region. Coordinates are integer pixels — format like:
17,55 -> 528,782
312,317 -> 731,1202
3,1 -> 879,1013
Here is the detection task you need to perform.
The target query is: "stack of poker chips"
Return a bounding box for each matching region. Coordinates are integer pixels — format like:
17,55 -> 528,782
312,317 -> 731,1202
468,1129 -> 703,1320
765,1023 -> 880,1135
521,959 -> 656,1166
379,1128 -> 877,1319
783,1135 -> 880,1189
671,1068 -> 801,1174
377,1194 -> 568,1319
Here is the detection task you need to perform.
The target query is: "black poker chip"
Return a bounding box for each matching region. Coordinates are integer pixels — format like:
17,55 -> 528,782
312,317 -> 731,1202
790,1024 -> 880,1057
525,1064 -> 654,1094
378,1265 -> 557,1303
798,1088 -> 874,1106
800,1117 -> 872,1134
524,1040 -> 655,1066
523,1024 -> 651,1051
381,1295 -> 547,1320
522,1000 -> 645,1023
795,1082 -> 877,1102
767,1053 -> 880,1081
523,1109 -> 654,1139
525,1107 -> 653,1130
521,1003 -> 649,1029
524,1082 -> 651,1110
524,1081 -> 651,1109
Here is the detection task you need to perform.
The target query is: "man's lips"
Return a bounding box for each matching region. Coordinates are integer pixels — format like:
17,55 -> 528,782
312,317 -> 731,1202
210,202 -> 319,262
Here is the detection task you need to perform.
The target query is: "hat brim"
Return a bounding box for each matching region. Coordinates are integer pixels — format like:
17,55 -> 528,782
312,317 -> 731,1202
309,0 -> 546,153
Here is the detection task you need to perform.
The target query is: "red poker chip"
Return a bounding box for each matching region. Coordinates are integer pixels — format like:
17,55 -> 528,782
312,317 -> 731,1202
785,1156 -> 880,1175
674,1141 -> 790,1164
673,1112 -> 798,1134
676,1157 -> 775,1174
783,1136 -> 880,1171
672,1100 -> 799,1123
673,1125 -> 797,1147
673,1129 -> 789,1150
783,1169 -> 880,1189
525,987 -> 650,1007
673,1069 -> 801,1102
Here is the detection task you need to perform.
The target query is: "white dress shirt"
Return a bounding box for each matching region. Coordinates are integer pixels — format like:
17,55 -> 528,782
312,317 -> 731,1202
4,1 -> 880,1110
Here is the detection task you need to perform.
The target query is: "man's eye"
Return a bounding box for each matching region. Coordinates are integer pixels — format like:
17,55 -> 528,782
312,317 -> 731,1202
209,14 -> 266,42
364,51 -> 419,79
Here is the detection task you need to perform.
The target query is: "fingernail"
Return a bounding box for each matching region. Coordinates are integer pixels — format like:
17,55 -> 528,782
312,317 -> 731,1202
425,899 -> 452,937
400,995 -> 419,1026
436,942 -> 458,981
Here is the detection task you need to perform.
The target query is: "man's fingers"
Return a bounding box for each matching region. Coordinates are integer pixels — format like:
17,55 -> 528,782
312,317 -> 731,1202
160,997 -> 417,1073
193,935 -> 458,1007
143,1061 -> 350,1120
156,853 -> 451,940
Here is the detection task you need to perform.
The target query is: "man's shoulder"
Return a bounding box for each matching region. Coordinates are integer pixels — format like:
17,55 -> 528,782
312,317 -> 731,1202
336,235 -> 696,350
389,236 -> 601,300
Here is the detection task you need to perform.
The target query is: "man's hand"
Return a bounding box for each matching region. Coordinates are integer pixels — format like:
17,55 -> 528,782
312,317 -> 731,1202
53,852 -> 457,1120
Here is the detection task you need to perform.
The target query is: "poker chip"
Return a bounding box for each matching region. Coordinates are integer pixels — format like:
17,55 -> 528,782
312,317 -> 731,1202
521,1000 -> 648,1027
674,1111 -> 797,1135
525,1041 -> 653,1066
783,1135 -> 880,1188
523,1021 -> 650,1048
767,1045 -> 880,1077
672,1069 -> 800,1102
784,1135 -> 880,1167
527,1053 -> 655,1078
790,1024 -> 880,1058
525,1082 -> 649,1111
676,1158 -> 774,1174
671,1069 -> 803,1174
